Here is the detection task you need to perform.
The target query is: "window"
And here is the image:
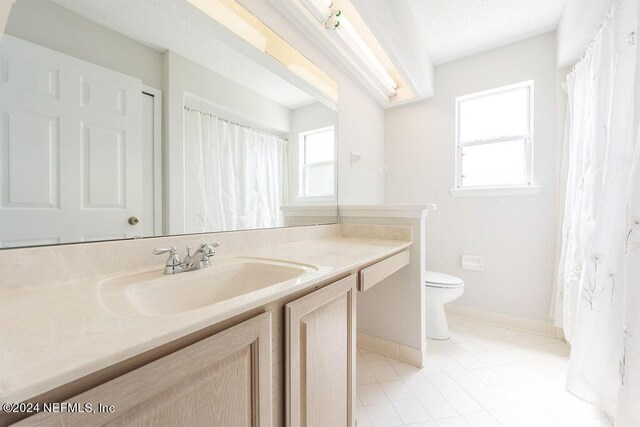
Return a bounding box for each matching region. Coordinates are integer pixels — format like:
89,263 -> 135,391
299,126 -> 335,198
453,81 -> 538,196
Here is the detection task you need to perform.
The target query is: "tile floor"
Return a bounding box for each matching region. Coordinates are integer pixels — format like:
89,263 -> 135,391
356,317 -> 611,427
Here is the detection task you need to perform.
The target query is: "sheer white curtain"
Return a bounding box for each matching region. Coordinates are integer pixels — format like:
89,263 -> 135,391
553,0 -> 639,423
184,109 -> 288,232
620,128 -> 640,426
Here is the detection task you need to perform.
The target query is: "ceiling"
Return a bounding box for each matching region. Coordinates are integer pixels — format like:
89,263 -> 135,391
556,0 -> 612,68
346,0 -> 568,104
411,0 -> 567,65
351,0 -> 567,79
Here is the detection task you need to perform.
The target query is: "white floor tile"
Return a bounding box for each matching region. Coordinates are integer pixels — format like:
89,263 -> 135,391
468,368 -> 505,386
521,333 -> 559,345
572,418 -> 613,427
490,402 -> 564,427
448,370 -> 485,390
421,360 -> 447,376
392,361 -> 424,380
456,340 -> 489,356
356,406 -> 372,427
435,416 -> 471,426
466,384 -> 524,409
534,342 -> 571,357
505,334 -> 535,347
435,356 -> 467,373
405,375 -> 441,398
512,377 -> 567,401
392,398 -> 433,424
462,411 -> 502,427
364,402 -> 404,427
363,352 -> 392,367
491,362 -> 547,383
442,391 -> 484,415
426,373 -> 463,394
451,353 -> 485,370
356,318 -> 605,427
357,366 -> 379,386
381,380 -> 415,401
357,383 -> 389,405
404,422 -> 437,427
419,394 -> 459,419
538,394 -> 606,423
357,351 -> 366,363
371,364 -> 402,382
529,357 -> 568,380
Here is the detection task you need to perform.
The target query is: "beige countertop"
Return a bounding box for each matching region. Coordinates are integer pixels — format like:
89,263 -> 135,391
0,236 -> 410,405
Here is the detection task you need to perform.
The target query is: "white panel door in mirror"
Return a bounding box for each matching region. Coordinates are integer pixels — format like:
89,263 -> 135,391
1,109 -> 59,208
0,35 -> 143,247
0,52 -> 60,100
81,123 -> 125,209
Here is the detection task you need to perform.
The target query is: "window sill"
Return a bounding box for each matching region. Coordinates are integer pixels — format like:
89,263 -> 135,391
450,185 -> 541,197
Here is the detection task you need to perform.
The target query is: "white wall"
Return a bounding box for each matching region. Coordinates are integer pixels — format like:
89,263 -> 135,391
170,52 -> 292,136
5,0 -> 163,89
385,33 -> 558,322
238,0 -> 386,205
0,1 -> 14,41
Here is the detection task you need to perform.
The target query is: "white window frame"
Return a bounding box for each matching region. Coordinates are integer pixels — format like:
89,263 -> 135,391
451,80 -> 540,197
297,125 -> 336,201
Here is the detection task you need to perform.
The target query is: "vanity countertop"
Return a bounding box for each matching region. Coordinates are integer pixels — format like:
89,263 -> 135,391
0,236 -> 410,405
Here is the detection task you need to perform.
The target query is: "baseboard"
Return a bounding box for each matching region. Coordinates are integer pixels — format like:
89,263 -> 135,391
445,304 -> 565,340
356,332 -> 424,368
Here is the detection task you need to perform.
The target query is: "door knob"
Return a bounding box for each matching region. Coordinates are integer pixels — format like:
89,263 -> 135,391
128,216 -> 139,225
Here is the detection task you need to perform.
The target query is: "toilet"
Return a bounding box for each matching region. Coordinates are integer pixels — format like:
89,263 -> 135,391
425,271 -> 464,340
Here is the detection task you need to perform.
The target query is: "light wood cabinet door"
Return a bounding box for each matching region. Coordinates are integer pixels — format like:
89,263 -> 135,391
18,312 -> 273,427
285,275 -> 357,427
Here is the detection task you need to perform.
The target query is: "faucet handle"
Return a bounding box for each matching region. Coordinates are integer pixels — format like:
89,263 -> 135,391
200,242 -> 221,257
153,247 -> 183,274
193,242 -> 220,269
152,247 -> 176,256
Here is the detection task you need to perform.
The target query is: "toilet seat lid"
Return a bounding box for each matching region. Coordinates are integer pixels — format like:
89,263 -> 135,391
425,271 -> 464,287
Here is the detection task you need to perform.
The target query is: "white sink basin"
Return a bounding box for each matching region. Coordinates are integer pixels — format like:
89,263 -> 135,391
99,257 -> 318,317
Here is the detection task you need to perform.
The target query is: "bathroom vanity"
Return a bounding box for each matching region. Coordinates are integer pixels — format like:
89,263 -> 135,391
0,226 -> 411,426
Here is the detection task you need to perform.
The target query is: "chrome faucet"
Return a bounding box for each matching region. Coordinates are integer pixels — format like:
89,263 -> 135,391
153,243 -> 220,274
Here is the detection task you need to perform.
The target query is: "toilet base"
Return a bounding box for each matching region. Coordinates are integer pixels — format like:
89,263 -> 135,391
425,302 -> 451,340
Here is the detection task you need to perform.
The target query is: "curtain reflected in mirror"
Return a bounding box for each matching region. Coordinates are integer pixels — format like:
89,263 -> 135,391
185,109 -> 288,232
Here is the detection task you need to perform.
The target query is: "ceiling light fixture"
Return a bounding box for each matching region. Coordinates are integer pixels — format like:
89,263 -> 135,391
299,0 -> 336,27
334,16 -> 398,97
296,0 -> 397,98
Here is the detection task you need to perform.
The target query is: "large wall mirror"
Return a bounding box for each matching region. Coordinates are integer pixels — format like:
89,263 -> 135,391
0,0 -> 338,249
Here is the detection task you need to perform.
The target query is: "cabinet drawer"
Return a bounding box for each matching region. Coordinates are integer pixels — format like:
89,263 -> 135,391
358,249 -> 410,292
